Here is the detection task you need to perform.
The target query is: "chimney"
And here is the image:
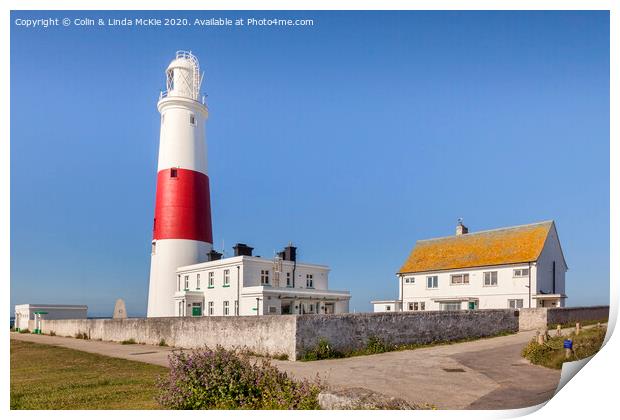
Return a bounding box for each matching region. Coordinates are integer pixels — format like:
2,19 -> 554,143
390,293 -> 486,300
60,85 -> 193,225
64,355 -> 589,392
282,243 -> 297,262
207,250 -> 222,261
456,218 -> 469,236
233,243 -> 254,257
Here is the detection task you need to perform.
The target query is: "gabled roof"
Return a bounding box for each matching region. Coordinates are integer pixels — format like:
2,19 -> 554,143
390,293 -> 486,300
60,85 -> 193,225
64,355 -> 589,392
398,221 -> 554,274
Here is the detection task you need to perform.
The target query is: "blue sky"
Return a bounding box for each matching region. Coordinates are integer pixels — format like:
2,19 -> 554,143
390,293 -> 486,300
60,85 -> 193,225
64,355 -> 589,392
10,11 -> 609,316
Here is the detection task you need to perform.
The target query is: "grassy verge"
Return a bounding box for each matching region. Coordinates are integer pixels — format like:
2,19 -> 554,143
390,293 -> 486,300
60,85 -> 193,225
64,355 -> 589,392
521,325 -> 606,369
10,339 -> 168,409
301,330 -> 516,361
547,319 -> 608,330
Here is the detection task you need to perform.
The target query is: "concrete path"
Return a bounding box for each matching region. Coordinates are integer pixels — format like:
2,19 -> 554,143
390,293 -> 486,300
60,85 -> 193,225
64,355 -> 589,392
11,330 -> 562,410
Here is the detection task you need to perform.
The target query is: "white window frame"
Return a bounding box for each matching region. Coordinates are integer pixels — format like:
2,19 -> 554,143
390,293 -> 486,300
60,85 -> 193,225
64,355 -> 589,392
223,301 -> 229,316
184,275 -> 189,290
261,270 -> 270,285
414,302 -> 419,311
513,268 -> 530,278
224,269 -> 230,286
196,273 -> 201,289
306,274 -> 314,288
508,299 -> 524,309
234,300 -> 239,316
441,302 -> 461,311
208,301 -> 214,315
483,271 -> 498,287
404,276 -> 415,284
386,305 -> 391,311
177,275 -> 181,291
420,302 -> 426,310
208,272 -> 214,288
286,272 -> 291,287
450,273 -> 470,285
408,302 -> 414,311
426,276 -> 438,289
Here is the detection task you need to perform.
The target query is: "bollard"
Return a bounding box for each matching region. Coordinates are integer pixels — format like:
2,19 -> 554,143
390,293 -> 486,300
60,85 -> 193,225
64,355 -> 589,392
556,324 -> 562,336
537,331 -> 544,345
575,322 -> 581,335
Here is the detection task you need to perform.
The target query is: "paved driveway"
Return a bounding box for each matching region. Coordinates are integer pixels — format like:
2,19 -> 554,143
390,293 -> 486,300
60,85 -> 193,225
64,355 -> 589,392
11,330 -> 561,409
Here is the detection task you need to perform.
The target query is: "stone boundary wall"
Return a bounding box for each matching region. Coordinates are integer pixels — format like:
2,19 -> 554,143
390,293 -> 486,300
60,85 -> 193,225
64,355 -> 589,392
294,310 -> 519,358
41,316 -> 298,360
547,306 -> 609,327
518,306 -> 610,331
37,306 -> 607,361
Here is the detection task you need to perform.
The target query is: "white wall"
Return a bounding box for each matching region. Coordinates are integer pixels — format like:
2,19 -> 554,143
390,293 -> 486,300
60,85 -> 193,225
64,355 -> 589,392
534,224 -> 568,306
14,305 -> 87,330
400,263 -> 534,311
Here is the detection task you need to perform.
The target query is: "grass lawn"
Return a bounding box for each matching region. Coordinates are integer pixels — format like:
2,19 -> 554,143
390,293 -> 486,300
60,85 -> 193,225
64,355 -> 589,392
521,325 -> 607,370
10,339 -> 168,409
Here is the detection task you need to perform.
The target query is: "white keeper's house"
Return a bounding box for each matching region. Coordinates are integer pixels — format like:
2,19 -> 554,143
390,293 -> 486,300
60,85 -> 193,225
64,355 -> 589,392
372,220 -> 567,312
174,243 -> 351,317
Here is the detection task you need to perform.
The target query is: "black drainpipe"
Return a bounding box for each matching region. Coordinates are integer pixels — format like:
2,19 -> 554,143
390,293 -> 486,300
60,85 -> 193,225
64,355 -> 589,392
552,261 -> 556,294
400,275 -> 404,312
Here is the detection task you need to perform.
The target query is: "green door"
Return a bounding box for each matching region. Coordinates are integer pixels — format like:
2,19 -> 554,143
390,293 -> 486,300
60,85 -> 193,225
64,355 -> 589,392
468,301 -> 477,310
192,305 -> 202,316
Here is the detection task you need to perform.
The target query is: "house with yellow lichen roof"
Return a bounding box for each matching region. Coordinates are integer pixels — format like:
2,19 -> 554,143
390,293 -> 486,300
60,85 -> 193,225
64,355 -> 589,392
371,220 -> 567,312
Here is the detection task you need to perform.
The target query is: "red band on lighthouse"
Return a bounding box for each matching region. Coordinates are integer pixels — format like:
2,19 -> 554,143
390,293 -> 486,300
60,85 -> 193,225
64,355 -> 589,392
153,167 -> 213,243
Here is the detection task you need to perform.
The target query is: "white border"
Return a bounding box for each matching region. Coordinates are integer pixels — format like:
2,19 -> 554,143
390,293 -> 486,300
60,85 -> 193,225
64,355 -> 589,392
2,2 -> 616,420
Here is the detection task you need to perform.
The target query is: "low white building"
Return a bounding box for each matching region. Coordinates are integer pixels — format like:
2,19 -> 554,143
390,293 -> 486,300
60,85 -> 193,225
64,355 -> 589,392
174,244 -> 350,316
14,304 -> 88,332
372,220 -> 567,312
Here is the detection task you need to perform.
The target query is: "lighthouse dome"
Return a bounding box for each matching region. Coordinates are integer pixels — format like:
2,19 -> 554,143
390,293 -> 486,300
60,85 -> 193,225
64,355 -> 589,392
163,51 -> 202,101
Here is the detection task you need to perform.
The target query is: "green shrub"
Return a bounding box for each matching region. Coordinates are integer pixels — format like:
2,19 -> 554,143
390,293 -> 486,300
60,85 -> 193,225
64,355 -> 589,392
158,339 -> 168,347
121,338 -> 137,345
19,329 -> 30,334
49,331 -> 56,336
272,353 -> 289,361
522,326 -> 606,369
74,332 -> 89,339
156,346 -> 322,409
301,338 -> 344,361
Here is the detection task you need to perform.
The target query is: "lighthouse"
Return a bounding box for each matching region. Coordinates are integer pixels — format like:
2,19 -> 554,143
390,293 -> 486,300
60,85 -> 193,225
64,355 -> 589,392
147,51 -> 213,317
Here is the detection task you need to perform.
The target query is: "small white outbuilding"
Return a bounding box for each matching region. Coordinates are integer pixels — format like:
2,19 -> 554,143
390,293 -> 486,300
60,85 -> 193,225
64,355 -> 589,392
14,304 -> 88,332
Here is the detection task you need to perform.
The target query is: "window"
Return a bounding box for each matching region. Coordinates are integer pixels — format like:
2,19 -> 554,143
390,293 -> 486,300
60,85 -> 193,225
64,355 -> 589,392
260,270 -> 270,285
184,275 -> 189,290
223,269 -> 230,286
170,168 -> 178,178
427,276 -> 438,289
151,241 -> 156,255
208,272 -> 214,288
286,272 -> 291,287
404,277 -> 415,284
196,273 -> 201,289
408,302 -> 414,311
177,275 -> 181,291
208,301 -> 214,315
514,268 -> 530,277
483,271 -> 498,287
306,274 -> 314,288
414,302 -> 419,311
386,305 -> 391,311
234,300 -> 239,316
420,302 -> 425,310
178,301 -> 183,316
223,301 -> 230,316
189,114 -> 195,125
450,274 -> 469,285
508,299 -> 524,309
441,302 -> 461,311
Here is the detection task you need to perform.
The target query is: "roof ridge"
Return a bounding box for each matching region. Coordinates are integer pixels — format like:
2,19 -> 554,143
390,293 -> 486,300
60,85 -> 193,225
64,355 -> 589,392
417,220 -> 554,243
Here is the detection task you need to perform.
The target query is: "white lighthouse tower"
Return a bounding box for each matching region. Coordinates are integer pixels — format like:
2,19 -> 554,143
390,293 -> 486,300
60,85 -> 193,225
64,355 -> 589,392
147,51 -> 213,317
